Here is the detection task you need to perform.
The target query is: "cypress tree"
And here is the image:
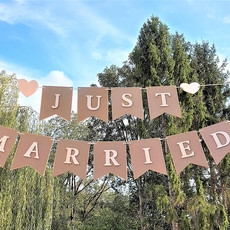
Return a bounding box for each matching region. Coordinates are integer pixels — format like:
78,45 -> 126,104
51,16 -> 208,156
93,15 -> 230,230
0,13 -> 230,230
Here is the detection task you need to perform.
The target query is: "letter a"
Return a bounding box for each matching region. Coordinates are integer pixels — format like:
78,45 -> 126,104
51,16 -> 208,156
24,142 -> 39,159
0,136 -> 10,152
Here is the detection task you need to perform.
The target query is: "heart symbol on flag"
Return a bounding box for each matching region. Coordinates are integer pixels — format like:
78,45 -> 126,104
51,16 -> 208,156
18,79 -> 39,97
180,82 -> 200,94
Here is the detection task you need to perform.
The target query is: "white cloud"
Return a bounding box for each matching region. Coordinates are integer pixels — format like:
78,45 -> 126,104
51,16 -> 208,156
0,3 -> 28,24
207,14 -> 216,19
222,16 -> 230,24
107,49 -> 130,66
225,63 -> 230,74
217,54 -> 230,72
91,52 -> 103,61
18,70 -> 77,113
0,1 -> 136,86
0,59 -> 42,113
0,1 -> 134,42
14,0 -> 26,3
0,59 -> 36,80
74,2 -> 133,42
0,2 -> 69,36
0,59 -> 77,113
39,71 -> 73,87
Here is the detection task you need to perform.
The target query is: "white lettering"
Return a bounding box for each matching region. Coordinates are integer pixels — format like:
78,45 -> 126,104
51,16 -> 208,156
155,93 -> 171,107
177,140 -> 195,159
122,94 -> 133,107
0,136 -> 10,152
52,94 -> 61,109
104,150 -> 120,166
210,131 -> 230,149
143,148 -> 152,164
24,142 -> 39,159
64,148 -> 80,164
86,95 -> 102,111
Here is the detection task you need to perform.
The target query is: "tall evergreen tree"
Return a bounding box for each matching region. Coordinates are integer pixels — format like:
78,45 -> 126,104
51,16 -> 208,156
0,14 -> 230,230
91,15 -> 230,230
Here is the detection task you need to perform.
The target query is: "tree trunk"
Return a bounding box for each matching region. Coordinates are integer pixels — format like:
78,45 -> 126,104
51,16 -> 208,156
167,169 -> 179,230
162,116 -> 179,230
137,177 -> 145,230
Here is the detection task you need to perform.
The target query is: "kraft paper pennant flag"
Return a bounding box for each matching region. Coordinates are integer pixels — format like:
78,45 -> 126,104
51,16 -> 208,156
167,131 -> 208,174
94,141 -> 127,180
111,87 -> 144,120
77,87 -> 108,123
200,121 -> 230,164
0,126 -> 19,167
147,86 -> 181,119
129,139 -> 167,179
53,139 -> 90,178
40,86 -> 73,121
11,133 -> 53,175
18,79 -> 39,97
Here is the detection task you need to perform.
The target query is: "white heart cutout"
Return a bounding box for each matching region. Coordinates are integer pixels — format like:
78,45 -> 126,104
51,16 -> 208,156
180,82 -> 200,94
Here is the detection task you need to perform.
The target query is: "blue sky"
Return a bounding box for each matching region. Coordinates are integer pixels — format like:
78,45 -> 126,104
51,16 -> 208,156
0,0 -> 230,111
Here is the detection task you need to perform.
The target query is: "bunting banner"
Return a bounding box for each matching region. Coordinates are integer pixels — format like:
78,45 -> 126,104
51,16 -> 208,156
200,121 -> 230,164
147,86 -> 181,119
40,86 -> 73,121
18,84 -> 186,123
93,141 -> 127,180
1,121 -> 230,179
111,87 -> 144,120
129,138 -> 167,179
0,126 -> 19,167
166,131 -> 208,174
14,79 -> 215,123
2,78 -> 230,180
11,133 -> 53,175
77,87 -> 108,122
52,139 -> 90,179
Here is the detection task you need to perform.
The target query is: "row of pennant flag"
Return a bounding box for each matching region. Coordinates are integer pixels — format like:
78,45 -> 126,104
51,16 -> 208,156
31,85 -> 182,122
1,121 -> 230,180
18,79 -> 203,122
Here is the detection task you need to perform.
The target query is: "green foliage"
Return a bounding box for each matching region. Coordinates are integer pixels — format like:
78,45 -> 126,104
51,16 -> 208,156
1,14 -> 230,230
90,15 -> 230,230
187,176 -> 216,229
0,73 -> 129,230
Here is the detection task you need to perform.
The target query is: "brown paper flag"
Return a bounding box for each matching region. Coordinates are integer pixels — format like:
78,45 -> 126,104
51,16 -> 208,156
167,131 -> 208,173
94,141 -> 127,180
53,139 -> 90,178
147,86 -> 181,119
40,86 -> 73,121
200,121 -> 230,164
11,133 -> 53,175
111,87 -> 144,120
78,87 -> 108,122
0,126 -> 19,167
129,139 -> 167,179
